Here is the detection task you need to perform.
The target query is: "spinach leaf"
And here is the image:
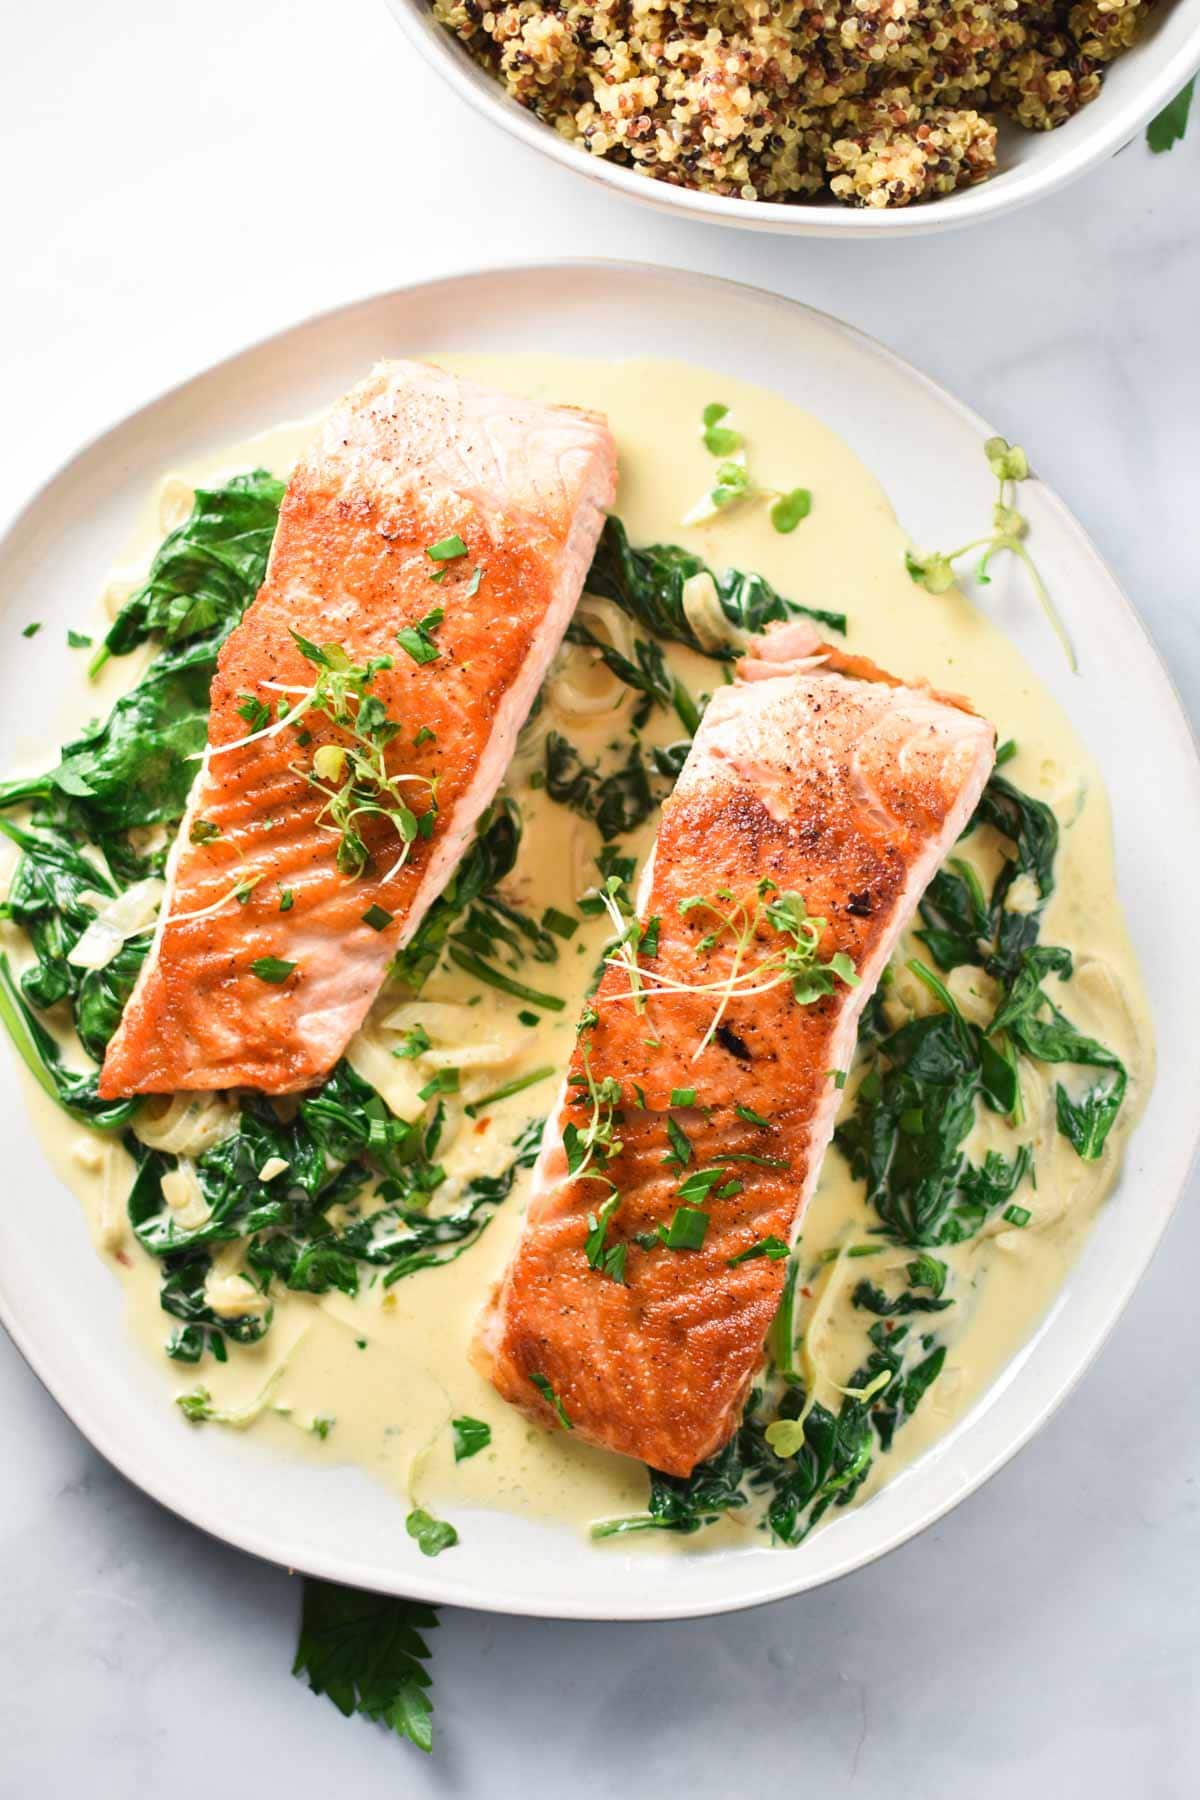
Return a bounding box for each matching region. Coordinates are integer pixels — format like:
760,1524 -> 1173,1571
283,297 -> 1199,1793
0,954 -> 138,1129
293,1578 -> 437,1754
585,516 -> 846,654
835,967 -> 1033,1247
564,618 -> 673,726
597,1316 -> 946,1545
543,731 -> 658,839
390,800 -> 521,991
986,943 -> 1127,1161
96,470 -> 285,666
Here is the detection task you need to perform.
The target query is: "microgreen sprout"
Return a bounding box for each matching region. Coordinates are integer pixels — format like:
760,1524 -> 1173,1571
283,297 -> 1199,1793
596,876 -> 859,1061
905,437 -> 1075,673
208,633 -> 438,881
686,405 -> 813,534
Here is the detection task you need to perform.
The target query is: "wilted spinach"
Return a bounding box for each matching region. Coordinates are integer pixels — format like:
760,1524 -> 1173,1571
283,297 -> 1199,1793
585,516 -> 846,652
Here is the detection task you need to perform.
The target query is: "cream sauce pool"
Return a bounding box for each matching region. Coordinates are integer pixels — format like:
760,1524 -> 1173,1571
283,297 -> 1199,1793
4,355 -> 1153,1550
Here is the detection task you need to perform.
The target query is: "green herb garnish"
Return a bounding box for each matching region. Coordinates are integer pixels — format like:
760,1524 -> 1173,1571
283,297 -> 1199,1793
451,1416 -> 491,1461
529,1373 -> 572,1429
250,956 -> 296,984
406,1507 -> 459,1557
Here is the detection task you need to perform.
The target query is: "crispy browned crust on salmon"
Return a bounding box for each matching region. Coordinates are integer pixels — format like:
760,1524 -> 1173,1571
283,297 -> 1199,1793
476,647 -> 995,1477
99,362 -> 615,1097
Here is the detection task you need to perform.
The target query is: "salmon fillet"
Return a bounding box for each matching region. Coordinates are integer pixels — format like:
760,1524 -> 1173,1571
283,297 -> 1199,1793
99,362 -> 616,1097
475,623 -> 995,1477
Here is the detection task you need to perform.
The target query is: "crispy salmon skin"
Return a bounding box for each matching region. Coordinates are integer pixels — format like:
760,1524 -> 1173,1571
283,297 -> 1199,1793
475,626 -> 995,1477
99,362 -> 616,1097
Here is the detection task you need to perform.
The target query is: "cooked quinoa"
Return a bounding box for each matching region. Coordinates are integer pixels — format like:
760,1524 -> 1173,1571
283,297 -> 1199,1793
431,0 -> 1162,207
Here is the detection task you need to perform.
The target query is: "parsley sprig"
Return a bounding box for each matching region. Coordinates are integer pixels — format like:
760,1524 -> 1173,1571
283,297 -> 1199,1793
292,1578 -> 437,1754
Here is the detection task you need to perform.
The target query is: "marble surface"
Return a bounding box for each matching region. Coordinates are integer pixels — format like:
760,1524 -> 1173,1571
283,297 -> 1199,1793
2,3 -> 1198,1793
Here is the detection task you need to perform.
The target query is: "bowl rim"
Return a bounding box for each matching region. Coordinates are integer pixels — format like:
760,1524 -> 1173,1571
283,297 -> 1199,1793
384,0 -> 1200,236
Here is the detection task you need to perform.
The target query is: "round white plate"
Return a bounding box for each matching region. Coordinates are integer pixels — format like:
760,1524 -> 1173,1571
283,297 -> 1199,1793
0,263 -> 1196,1621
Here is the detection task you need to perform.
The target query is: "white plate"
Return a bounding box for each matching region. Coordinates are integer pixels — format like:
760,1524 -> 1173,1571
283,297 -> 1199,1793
0,263 -> 1196,1621
385,0 -> 1200,237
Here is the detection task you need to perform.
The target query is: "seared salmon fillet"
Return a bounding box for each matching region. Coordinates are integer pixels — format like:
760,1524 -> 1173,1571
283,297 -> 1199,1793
475,623 -> 995,1477
99,362 -> 616,1097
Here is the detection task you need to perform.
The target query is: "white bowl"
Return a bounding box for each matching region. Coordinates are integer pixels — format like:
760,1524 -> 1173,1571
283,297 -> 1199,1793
385,0 -> 1200,236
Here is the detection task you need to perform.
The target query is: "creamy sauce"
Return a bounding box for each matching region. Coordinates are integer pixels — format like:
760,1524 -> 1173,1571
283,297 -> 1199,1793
4,355 -> 1153,1550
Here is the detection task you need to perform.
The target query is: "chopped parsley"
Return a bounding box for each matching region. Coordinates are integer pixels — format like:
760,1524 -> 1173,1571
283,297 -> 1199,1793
418,1068 -> 460,1101
251,956 -> 296,984
727,1235 -> 790,1266
425,534 -> 467,562
396,608 -> 445,666
451,1416 -> 491,1462
236,692 -> 271,731
584,1190 -> 627,1284
659,1205 -> 710,1251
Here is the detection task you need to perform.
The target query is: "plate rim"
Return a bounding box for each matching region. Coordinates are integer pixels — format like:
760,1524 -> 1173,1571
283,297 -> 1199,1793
2,259 -> 1198,1622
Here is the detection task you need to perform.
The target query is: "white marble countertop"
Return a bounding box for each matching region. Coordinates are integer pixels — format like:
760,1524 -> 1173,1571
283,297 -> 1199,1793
2,3 -> 1197,1793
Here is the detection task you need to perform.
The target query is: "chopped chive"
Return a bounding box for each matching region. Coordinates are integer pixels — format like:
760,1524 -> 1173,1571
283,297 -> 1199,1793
278,888 -> 295,912
1003,1204 -> 1031,1228
735,1103 -> 772,1128
392,1024 -> 431,1060
189,819 -> 221,844
67,629 -> 93,649
446,946 -> 565,1012
529,1372 -> 572,1429
994,737 -> 1017,767
639,915 -> 662,958
727,1235 -> 790,1266
464,1065 -> 555,1118
426,534 -> 467,562
829,1069 -> 847,1089
361,903 -> 394,931
21,622 -> 41,639
413,724 -> 436,748
660,1205 -> 709,1251
663,1115 -> 692,1169
517,1009 -> 540,1027
418,1068 -> 460,1100
669,1086 -> 697,1108
465,565 -> 484,597
250,956 -> 296,984
541,906 -> 579,941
